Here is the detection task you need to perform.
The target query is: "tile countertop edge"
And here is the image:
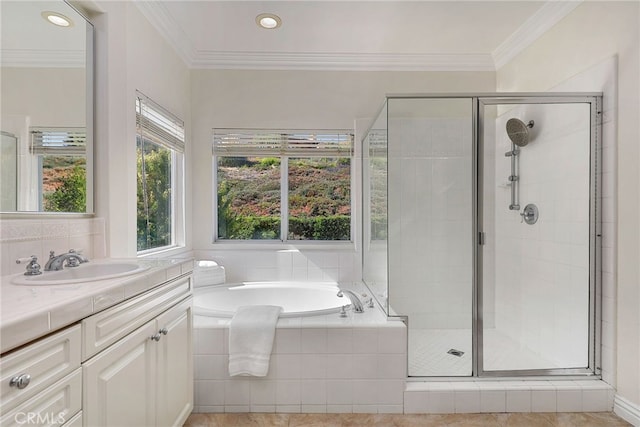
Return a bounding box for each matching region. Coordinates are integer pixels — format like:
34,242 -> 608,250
0,257 -> 194,354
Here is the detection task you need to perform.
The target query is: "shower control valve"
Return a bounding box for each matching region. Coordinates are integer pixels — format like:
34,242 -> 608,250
520,203 -> 539,225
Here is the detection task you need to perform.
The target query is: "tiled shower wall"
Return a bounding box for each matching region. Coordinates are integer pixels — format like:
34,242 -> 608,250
491,102 -> 593,369
0,217 -> 106,276
386,112 -> 473,329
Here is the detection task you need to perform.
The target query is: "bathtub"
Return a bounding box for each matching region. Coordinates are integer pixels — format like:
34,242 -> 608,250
193,281 -> 348,317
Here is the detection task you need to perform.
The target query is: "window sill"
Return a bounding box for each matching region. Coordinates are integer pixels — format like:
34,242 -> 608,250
137,245 -> 190,259
210,241 -> 356,252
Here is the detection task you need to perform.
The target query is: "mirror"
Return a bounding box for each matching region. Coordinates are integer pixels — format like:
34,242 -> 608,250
1,1 -> 93,214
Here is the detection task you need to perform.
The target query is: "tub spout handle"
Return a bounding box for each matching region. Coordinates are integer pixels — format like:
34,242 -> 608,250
339,305 -> 348,318
337,289 -> 364,313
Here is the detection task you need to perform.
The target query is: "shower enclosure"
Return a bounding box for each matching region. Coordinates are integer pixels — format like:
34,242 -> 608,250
362,94 -> 602,377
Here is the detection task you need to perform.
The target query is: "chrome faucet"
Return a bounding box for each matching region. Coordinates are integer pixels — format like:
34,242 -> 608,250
337,289 -> 364,313
45,249 -> 89,271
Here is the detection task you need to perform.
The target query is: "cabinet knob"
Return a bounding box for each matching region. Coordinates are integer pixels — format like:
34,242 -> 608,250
159,328 -> 168,335
9,374 -> 31,389
150,333 -> 161,342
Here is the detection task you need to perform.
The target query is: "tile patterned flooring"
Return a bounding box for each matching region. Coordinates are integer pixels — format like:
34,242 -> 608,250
184,412 -> 631,426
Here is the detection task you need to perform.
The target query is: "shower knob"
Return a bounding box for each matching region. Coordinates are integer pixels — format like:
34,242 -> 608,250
520,204 -> 539,225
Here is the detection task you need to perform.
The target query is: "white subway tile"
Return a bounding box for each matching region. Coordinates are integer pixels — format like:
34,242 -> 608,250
403,391 -> 428,414
352,380 -> 378,405
224,380 -> 251,405
301,404 -> 327,413
377,354 -> 406,379
326,380 -> 353,404
424,391 -> 455,414
300,380 -> 327,404
195,380 -> 225,406
276,405 -> 301,413
250,380 -> 276,405
376,380 -> 404,406
250,405 -> 275,413
326,405 -> 352,413
556,389 -> 583,412
273,354 -> 301,379
480,390 -> 506,413
327,328 -> 353,353
300,354 -> 327,379
274,328 -> 301,354
352,328 -> 378,353
326,354 -> 353,379
506,390 -> 531,412
455,390 -> 481,413
224,405 -> 250,413
275,380 -> 301,405
300,328 -> 327,353
582,389 -> 609,412
195,354 -> 228,380
531,390 -> 556,412
351,354 -> 379,379
378,327 -> 407,354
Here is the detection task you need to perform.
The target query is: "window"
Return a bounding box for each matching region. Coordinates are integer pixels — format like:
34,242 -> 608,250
136,92 -> 185,253
213,130 -> 353,242
30,127 -> 87,212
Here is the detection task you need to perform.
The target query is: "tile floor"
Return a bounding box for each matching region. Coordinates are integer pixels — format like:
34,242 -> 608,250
184,412 -> 631,426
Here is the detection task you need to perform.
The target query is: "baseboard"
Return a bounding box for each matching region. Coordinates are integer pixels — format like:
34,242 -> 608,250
614,394 -> 640,426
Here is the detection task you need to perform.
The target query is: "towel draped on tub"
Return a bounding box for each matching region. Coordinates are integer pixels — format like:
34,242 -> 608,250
228,305 -> 282,377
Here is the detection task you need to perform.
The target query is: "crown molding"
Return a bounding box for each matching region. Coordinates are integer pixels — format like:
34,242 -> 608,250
492,1 -> 583,70
133,1 -> 197,66
0,49 -> 85,68
136,0 -> 582,72
191,51 -> 496,71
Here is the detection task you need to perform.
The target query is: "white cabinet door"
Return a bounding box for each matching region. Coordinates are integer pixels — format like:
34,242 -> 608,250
83,321 -> 157,427
155,298 -> 193,427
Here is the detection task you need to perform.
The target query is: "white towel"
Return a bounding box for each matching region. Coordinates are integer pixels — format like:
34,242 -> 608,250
228,305 -> 282,377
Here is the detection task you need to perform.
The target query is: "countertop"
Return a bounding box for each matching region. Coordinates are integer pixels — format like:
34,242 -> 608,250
0,257 -> 194,354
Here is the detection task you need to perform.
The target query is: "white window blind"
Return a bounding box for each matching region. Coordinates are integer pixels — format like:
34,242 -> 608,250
136,91 -> 185,152
30,127 -> 86,155
213,129 -> 353,157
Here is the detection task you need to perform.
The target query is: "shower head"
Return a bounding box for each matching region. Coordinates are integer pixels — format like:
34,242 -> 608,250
506,118 -> 535,147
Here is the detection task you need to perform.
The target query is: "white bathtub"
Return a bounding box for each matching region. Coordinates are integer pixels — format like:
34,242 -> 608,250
193,281 -> 347,318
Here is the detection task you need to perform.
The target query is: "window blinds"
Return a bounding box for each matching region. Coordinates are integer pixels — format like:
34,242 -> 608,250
136,91 -> 185,152
30,127 -> 86,155
213,129 -> 353,157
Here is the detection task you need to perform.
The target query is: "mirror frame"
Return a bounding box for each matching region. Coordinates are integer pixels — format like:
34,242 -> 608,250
0,0 -> 94,217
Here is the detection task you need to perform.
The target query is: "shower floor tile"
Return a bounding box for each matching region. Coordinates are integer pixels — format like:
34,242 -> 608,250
408,328 -> 557,376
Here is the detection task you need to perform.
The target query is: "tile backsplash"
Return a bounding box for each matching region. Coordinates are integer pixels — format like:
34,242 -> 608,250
0,217 -> 106,276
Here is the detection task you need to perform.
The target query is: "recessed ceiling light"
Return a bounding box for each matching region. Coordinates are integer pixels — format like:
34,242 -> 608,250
256,13 -> 281,30
42,11 -> 73,28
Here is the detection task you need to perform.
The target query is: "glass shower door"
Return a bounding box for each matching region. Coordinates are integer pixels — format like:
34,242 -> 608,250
386,97 -> 474,376
479,97 -> 599,374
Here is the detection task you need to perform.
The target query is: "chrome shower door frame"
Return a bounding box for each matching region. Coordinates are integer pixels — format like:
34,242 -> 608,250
475,94 -> 603,377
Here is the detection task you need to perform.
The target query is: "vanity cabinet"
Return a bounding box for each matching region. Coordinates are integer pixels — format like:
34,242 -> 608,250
0,326 -> 82,427
82,276 -> 193,427
0,268 -> 193,427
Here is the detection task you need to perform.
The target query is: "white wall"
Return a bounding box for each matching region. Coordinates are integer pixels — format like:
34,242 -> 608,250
490,102 -> 592,370
497,0 -> 640,418
92,1 -> 191,257
190,70 -> 494,283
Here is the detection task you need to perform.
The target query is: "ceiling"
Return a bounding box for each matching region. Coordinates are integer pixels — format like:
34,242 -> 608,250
135,0 -> 582,71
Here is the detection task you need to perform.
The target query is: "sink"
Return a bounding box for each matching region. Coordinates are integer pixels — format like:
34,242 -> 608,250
11,261 -> 149,286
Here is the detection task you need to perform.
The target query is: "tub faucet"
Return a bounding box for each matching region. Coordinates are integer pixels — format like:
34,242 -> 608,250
337,289 -> 364,313
45,249 -> 88,271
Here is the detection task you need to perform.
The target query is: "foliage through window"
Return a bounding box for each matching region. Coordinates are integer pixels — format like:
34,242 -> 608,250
136,92 -> 185,252
30,128 -> 87,212
213,130 -> 353,242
